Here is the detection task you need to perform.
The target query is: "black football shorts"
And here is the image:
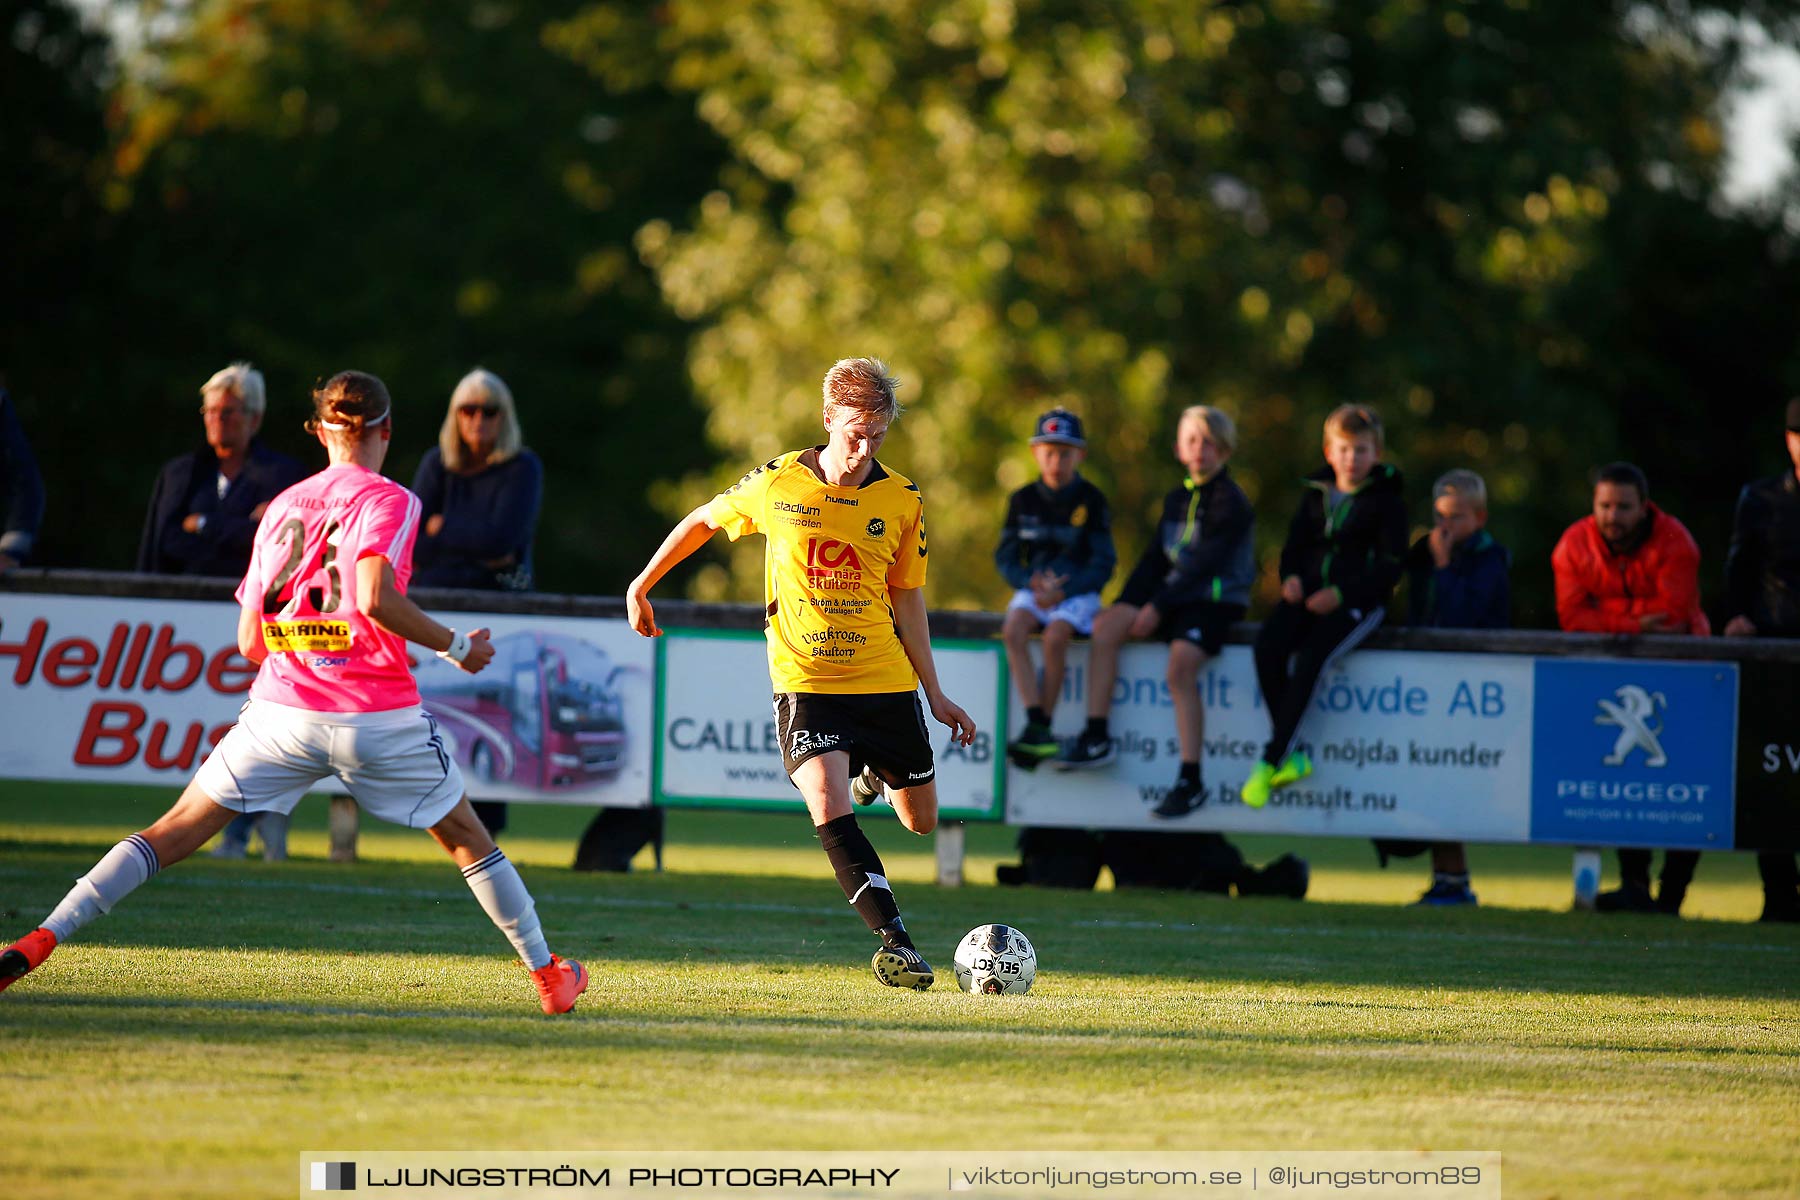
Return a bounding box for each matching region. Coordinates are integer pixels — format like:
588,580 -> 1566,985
773,690 -> 936,790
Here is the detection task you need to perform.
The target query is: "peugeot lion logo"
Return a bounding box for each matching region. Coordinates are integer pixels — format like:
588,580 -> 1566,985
1595,685 -> 1668,768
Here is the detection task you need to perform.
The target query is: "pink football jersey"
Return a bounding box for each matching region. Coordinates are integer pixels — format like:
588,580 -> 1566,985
236,463 -> 424,712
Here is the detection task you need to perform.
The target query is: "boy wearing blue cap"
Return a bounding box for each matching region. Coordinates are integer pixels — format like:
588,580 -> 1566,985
996,408 -> 1117,766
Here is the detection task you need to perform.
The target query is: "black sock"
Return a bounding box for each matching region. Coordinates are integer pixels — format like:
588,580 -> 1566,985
1178,760 -> 1200,785
1026,706 -> 1051,728
816,814 -> 905,941
1084,716 -> 1109,739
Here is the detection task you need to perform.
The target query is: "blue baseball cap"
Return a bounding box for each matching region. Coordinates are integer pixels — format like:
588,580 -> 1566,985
1031,408 -> 1086,447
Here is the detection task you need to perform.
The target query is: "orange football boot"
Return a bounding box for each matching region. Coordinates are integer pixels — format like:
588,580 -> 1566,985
0,928 -> 58,993
531,954 -> 588,1014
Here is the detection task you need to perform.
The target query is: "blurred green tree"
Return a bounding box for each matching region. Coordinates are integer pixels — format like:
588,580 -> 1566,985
555,0 -> 1800,626
10,0 -> 724,590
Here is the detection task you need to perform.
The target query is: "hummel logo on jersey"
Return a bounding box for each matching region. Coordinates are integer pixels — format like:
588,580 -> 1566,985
866,518 -> 885,538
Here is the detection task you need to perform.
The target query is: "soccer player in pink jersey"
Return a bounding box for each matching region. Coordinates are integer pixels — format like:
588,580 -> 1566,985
0,371 -> 588,1014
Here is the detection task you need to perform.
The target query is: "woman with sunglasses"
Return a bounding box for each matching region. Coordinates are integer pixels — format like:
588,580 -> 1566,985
410,368 -> 544,836
410,368 -> 543,594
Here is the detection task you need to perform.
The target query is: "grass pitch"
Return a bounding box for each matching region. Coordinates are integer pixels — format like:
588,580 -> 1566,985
1,783 -> 1796,1199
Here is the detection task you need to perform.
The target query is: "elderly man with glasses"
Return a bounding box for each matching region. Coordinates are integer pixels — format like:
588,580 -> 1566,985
137,362 -> 307,578
137,362 -> 308,861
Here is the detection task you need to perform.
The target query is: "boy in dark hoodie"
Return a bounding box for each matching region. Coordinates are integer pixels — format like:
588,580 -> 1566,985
1057,406 -> 1254,818
1378,468 -> 1510,905
1242,404 -> 1407,808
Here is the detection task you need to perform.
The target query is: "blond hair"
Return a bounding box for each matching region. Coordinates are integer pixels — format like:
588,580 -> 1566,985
1433,468 -> 1488,512
200,361 -> 266,419
1179,405 -> 1237,454
822,357 -> 902,423
1324,404 -> 1384,451
440,368 -> 524,471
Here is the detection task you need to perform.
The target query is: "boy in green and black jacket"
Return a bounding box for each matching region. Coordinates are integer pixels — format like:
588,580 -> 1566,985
1242,405 -> 1407,808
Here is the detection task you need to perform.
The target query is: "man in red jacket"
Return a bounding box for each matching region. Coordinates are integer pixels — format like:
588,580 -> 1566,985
1551,462 -> 1707,915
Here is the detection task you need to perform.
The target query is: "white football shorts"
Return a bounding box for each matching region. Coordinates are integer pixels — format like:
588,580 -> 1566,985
195,698 -> 465,829
1006,589 -> 1103,635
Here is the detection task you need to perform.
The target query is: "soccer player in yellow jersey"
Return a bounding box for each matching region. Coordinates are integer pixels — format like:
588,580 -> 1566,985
628,358 -> 976,989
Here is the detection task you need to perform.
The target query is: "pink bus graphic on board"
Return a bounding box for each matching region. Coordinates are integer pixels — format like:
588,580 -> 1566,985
417,630 -> 627,792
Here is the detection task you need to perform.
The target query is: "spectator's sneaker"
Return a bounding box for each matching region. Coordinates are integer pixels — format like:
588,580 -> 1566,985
530,955 -> 588,1014
1594,884 -> 1657,914
1239,761 -> 1276,809
850,766 -> 887,807
1270,750 -> 1313,788
1007,722 -> 1060,768
1053,730 -> 1115,770
1413,880 -> 1479,907
871,944 -> 935,990
1150,778 -> 1207,819
0,928 -> 58,994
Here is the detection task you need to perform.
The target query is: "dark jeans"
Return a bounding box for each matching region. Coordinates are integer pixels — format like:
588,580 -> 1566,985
1252,601 -> 1385,766
1617,848 -> 1700,897
1759,851 -> 1799,896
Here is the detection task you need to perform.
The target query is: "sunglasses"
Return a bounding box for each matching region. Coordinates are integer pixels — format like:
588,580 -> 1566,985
458,404 -> 501,418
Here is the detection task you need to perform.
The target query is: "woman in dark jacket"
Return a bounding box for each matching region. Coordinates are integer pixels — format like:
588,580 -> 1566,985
411,368 -> 543,593
412,368 -> 544,836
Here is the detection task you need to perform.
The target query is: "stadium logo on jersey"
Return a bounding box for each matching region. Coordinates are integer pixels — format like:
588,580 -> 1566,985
1595,685 -> 1669,768
866,518 -> 886,538
775,501 -> 821,517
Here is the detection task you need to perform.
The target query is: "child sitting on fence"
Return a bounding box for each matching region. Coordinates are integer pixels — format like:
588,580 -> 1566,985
1242,404 -> 1407,809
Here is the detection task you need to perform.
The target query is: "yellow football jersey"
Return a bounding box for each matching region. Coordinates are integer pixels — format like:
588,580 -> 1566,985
708,448 -> 929,694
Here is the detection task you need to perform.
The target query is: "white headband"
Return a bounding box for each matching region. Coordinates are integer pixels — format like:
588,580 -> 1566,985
319,407 -> 390,432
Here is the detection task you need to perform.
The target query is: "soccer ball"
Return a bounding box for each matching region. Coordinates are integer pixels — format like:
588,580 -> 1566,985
952,924 -> 1036,995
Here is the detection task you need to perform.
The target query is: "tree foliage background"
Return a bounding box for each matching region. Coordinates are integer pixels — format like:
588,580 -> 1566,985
6,0 -> 1800,626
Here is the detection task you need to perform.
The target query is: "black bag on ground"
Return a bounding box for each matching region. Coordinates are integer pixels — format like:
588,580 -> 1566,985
1102,831 -> 1244,894
996,826 -> 1104,889
1235,852 -> 1310,899
573,806 -> 665,873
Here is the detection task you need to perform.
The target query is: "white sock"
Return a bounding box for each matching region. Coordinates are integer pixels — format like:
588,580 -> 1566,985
460,849 -> 551,970
42,834 -> 161,942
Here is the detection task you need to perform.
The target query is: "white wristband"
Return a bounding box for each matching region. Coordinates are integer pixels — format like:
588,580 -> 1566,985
437,630 -> 471,665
